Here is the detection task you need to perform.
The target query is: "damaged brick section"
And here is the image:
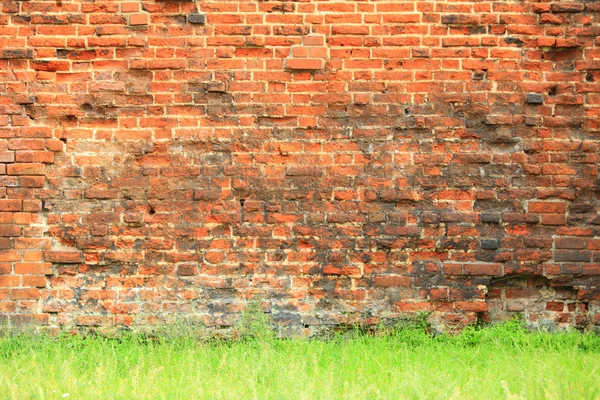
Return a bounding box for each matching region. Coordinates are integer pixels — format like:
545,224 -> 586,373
0,1 -> 599,335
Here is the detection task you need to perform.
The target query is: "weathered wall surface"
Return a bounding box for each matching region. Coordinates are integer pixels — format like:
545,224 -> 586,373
1,0 -> 599,334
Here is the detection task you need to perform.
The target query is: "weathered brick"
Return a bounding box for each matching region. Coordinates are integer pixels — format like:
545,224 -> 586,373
188,13 -> 206,25
551,3 -> 584,13
480,239 -> 499,250
0,49 -> 34,59
0,152 -> 15,163
0,200 -> 22,212
454,301 -> 488,312
526,93 -> 544,105
441,14 -> 480,25
0,0 -> 597,335
541,214 -> 566,226
555,237 -> 586,249
463,263 -> 503,276
0,226 -> 21,237
528,201 -> 566,213
44,251 -> 83,264
6,164 -> 45,176
177,264 -> 197,276
373,276 -> 412,287
554,251 -> 591,262
322,265 -> 361,276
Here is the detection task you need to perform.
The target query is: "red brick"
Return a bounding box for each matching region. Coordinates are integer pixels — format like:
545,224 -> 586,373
44,251 -> 83,264
0,226 -> 21,237
31,60 -> 70,72
554,251 -> 591,262
37,71 -> 55,80
0,200 -> 22,212
129,13 -> 149,26
454,301 -> 488,312
0,49 -> 34,59
121,2 -> 139,13
322,265 -> 361,276
463,263 -> 503,276
292,47 -> 309,58
546,302 -> 564,312
285,58 -> 324,71
541,214 -> 566,226
395,302 -> 432,312
22,276 -> 47,288
430,288 -> 449,300
177,264 -> 197,276
373,276 -> 412,287
0,277 -> 20,287
551,3 -> 584,13
441,14 -> 480,25
304,35 -> 325,46
0,152 -> 15,163
14,263 -> 53,275
555,237 -> 586,249
0,251 -> 20,262
6,163 -> 45,176
528,201 -> 566,213
0,302 -> 16,313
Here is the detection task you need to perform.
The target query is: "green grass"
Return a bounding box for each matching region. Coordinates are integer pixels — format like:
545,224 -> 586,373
1,320 -> 599,400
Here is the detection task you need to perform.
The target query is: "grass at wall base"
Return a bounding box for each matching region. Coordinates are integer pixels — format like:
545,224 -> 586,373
0,314 -> 599,400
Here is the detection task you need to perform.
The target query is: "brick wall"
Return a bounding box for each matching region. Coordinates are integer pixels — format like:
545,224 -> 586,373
1,0 -> 599,334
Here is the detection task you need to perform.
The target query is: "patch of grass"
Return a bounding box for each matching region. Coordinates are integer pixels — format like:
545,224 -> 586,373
0,319 -> 599,399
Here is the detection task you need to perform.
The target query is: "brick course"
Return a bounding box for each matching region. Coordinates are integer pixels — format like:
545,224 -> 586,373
0,0 -> 599,334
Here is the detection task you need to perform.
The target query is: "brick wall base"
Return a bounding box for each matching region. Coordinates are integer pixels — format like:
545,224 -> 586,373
1,0 -> 599,334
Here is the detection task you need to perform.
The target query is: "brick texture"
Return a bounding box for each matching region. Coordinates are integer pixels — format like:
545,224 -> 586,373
1,0 -> 599,335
